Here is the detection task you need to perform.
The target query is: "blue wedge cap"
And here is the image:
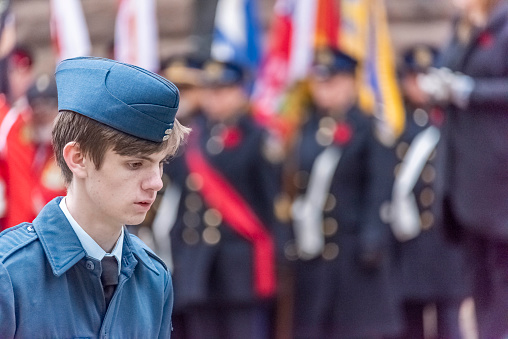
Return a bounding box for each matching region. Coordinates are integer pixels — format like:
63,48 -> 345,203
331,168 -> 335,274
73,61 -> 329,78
55,57 -> 180,142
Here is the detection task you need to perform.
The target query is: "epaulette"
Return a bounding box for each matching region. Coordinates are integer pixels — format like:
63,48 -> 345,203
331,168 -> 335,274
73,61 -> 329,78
128,234 -> 168,272
0,223 -> 39,262
144,249 -> 168,272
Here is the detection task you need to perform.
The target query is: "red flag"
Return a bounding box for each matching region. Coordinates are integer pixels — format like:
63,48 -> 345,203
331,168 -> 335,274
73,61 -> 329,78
251,0 -> 340,140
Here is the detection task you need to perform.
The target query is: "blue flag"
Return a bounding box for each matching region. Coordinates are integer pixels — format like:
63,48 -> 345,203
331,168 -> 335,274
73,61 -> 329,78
211,0 -> 262,76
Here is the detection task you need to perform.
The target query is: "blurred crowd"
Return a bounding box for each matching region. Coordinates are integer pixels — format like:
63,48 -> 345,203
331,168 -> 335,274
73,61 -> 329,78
3,0 -> 508,338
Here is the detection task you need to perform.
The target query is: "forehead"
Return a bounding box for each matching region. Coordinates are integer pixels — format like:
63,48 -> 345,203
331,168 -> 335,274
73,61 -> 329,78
108,145 -> 171,160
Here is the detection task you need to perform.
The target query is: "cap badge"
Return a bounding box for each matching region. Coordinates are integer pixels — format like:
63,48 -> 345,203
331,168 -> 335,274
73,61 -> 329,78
205,62 -> 224,82
415,47 -> 432,69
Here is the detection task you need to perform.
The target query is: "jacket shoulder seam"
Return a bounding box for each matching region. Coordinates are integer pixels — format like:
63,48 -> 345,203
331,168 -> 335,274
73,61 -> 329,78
0,223 -> 39,262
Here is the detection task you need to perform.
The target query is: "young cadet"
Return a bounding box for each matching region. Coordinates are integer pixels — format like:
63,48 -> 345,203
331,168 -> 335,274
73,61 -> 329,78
0,57 -> 189,338
288,47 -> 402,338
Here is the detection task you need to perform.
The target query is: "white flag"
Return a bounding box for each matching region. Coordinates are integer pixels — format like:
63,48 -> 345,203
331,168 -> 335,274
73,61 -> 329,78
50,0 -> 91,62
114,0 -> 159,73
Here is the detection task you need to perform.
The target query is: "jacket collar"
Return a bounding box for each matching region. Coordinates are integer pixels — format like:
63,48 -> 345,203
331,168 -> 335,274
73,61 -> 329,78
33,197 -> 159,276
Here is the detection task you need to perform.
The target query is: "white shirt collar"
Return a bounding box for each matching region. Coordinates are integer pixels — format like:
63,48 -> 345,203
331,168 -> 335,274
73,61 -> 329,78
59,197 -> 124,275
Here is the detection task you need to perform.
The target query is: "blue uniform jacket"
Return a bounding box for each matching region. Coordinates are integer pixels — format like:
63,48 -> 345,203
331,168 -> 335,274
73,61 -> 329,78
0,197 -> 173,338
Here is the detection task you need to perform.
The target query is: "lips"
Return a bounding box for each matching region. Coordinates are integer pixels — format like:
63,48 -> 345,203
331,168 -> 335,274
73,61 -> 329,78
135,200 -> 154,209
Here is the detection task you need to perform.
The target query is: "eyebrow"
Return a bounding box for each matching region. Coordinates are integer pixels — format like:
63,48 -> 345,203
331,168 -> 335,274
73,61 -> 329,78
130,153 -> 171,163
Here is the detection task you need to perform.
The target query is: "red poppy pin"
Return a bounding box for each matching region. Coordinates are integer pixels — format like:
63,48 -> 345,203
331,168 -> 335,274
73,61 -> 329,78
478,31 -> 494,48
221,127 -> 243,149
429,107 -> 445,128
333,122 -> 352,146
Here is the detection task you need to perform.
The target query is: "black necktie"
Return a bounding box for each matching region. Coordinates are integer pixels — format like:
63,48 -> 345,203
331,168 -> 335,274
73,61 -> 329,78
101,256 -> 118,308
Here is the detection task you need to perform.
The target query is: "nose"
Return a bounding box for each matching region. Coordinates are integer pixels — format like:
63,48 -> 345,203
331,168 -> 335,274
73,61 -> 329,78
142,165 -> 164,192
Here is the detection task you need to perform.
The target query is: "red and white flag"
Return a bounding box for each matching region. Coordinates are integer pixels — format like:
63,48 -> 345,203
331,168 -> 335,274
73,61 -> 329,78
251,0 -> 339,136
114,0 -> 159,73
50,0 -> 91,62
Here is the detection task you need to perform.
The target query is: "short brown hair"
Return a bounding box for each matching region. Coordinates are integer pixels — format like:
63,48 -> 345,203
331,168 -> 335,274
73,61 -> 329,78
52,110 -> 190,184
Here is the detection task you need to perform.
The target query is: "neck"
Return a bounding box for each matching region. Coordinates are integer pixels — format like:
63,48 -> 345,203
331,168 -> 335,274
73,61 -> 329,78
65,189 -> 122,253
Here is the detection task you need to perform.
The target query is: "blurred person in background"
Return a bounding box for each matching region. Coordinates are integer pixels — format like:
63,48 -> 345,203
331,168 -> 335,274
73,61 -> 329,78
0,0 -> 13,96
0,74 -> 65,231
150,54 -> 205,339
141,55 -> 205,235
167,59 -> 285,339
5,46 -> 33,108
418,0 -> 508,337
388,45 -> 472,339
287,47 -> 401,339
0,46 -> 42,231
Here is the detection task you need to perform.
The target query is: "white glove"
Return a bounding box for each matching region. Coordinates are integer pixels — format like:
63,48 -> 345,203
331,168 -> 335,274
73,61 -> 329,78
417,67 -> 474,108
449,72 -> 475,109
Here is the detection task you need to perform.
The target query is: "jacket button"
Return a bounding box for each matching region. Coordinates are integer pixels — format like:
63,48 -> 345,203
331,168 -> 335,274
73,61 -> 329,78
322,243 -> 339,260
182,228 -> 200,245
203,227 -> 221,245
27,225 -> 34,232
203,208 -> 222,227
86,260 -> 95,270
186,173 -> 203,191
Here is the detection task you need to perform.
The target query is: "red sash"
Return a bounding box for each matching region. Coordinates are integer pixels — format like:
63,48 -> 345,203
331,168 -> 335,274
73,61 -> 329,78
184,131 -> 276,298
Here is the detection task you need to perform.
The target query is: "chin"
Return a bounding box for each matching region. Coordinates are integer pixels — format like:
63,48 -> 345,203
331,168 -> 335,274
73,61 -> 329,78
124,214 -> 148,226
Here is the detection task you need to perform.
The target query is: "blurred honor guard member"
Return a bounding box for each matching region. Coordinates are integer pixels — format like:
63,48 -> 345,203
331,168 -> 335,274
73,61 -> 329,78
289,47 -> 401,338
152,55 -> 205,338
168,60 -> 283,339
0,57 -> 189,338
389,45 -> 471,339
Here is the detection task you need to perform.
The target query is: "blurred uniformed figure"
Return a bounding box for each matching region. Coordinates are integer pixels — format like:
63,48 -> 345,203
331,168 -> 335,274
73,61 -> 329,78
164,59 -> 285,339
144,55 -> 205,240
0,73 -> 66,231
0,47 -> 52,231
287,47 -> 402,338
387,45 -> 471,339
417,0 -> 508,337
0,3 -> 14,96
150,54 -> 205,339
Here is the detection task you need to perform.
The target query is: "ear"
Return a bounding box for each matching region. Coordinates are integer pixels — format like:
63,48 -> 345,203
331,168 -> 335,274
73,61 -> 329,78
62,142 -> 88,179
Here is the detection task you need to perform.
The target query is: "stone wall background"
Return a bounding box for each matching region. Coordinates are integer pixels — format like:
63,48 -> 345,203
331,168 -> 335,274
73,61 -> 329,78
10,0 -> 455,75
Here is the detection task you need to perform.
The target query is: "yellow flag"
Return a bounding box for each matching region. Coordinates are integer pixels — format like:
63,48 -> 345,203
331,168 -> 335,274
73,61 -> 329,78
340,0 -> 405,140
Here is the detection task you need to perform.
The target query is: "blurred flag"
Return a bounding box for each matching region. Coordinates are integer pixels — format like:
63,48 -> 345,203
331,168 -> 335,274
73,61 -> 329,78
251,0 -> 339,136
340,0 -> 405,140
50,0 -> 91,62
115,0 -> 159,73
211,0 -> 262,75
0,0 -> 11,101
0,0 -> 10,33
252,0 -> 403,141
